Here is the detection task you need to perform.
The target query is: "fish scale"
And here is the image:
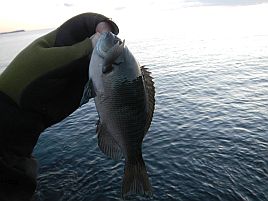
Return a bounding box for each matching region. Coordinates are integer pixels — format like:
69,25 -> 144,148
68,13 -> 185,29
101,76 -> 146,129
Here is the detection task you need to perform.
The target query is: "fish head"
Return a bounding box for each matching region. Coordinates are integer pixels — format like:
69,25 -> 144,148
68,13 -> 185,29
96,32 -> 125,74
89,32 -> 141,93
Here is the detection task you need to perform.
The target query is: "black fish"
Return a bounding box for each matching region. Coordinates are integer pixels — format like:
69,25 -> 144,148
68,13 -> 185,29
82,32 -> 155,198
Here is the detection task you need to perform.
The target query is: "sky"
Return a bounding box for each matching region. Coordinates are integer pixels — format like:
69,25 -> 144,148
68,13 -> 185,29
1,0 -> 268,38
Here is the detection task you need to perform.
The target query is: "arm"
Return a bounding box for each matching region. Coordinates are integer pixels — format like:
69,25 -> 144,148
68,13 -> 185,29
0,12 -> 119,104
0,30 -> 92,105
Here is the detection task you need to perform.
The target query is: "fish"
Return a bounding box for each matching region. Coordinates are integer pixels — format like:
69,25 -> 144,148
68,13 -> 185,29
81,32 -> 155,198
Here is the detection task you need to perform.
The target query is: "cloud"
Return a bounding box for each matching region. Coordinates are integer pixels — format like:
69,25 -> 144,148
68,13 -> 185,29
64,3 -> 73,7
191,0 -> 268,6
114,6 -> 126,11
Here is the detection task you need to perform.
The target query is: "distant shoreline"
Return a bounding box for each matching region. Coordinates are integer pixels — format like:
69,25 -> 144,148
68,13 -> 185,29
0,30 -> 25,35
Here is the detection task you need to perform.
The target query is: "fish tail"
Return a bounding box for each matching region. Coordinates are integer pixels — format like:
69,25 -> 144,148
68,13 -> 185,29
122,154 -> 153,199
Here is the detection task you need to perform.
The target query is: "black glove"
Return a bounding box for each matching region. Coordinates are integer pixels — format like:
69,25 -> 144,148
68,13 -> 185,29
0,13 -> 119,126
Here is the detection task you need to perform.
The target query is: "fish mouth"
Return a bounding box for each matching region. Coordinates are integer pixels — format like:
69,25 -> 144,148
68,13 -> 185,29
96,32 -> 123,58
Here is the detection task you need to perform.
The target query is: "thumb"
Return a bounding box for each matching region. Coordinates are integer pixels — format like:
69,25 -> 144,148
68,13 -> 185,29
90,32 -> 101,48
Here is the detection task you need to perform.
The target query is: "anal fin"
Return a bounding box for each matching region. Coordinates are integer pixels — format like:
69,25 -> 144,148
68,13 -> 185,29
96,121 -> 123,160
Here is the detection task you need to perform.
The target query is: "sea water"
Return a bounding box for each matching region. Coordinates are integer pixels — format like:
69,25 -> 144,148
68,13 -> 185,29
0,12 -> 268,201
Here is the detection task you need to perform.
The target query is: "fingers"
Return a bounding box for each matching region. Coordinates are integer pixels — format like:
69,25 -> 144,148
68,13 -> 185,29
90,32 -> 101,48
96,21 -> 113,33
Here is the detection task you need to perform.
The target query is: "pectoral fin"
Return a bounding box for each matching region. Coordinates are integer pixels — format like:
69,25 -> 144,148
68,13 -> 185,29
141,66 -> 155,134
79,79 -> 95,106
96,121 -> 123,160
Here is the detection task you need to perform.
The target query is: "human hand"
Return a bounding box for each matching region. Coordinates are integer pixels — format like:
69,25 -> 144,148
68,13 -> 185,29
0,29 -> 92,105
96,21 -> 113,33
0,13 -> 119,125
90,32 -> 101,48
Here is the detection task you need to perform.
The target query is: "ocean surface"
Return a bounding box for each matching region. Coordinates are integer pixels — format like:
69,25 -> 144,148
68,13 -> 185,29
0,23 -> 268,201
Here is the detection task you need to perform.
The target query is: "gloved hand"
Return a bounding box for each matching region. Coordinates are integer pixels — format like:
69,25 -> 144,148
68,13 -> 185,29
0,30 -> 92,102
0,12 -> 119,126
91,32 -> 102,48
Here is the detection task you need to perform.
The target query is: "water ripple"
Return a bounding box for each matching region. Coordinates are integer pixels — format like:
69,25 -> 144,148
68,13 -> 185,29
7,32 -> 265,201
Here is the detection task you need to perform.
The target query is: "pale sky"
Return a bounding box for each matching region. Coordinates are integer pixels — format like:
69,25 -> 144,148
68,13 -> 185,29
1,0 -> 268,39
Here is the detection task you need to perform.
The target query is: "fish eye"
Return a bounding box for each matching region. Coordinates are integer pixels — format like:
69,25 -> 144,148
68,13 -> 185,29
113,56 -> 124,66
102,64 -> 113,74
113,61 -> 122,66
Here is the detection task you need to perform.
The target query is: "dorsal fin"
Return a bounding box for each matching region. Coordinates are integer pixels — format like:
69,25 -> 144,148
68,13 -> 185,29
141,66 -> 155,134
